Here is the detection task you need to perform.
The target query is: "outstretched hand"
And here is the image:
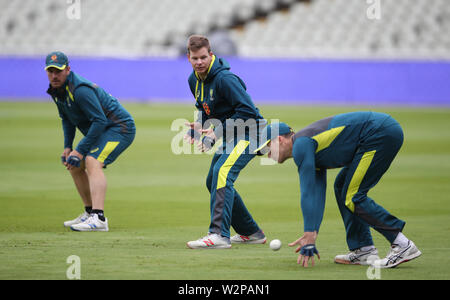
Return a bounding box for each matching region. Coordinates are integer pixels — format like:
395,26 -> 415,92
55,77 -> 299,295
184,122 -> 202,144
184,122 -> 216,152
288,231 -> 320,267
197,128 -> 216,152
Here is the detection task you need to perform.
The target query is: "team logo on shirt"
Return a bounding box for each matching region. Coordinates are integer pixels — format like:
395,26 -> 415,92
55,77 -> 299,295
209,89 -> 214,101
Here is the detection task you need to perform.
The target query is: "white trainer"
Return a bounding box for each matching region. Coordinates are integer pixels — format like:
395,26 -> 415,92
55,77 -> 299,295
63,211 -> 90,227
374,240 -> 421,268
187,233 -> 231,249
70,214 -> 109,232
334,247 -> 380,265
230,230 -> 267,244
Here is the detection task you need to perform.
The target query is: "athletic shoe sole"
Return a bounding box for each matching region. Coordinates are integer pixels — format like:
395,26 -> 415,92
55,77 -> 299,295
186,242 -> 231,249
70,227 -> 109,232
377,250 -> 422,268
232,239 -> 267,244
335,258 -> 363,265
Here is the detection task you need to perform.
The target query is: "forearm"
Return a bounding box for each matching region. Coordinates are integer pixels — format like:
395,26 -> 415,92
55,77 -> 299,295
301,169 -> 327,232
294,138 -> 326,233
62,119 -> 76,149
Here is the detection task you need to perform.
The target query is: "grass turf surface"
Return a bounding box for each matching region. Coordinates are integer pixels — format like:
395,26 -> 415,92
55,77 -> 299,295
0,101 -> 449,280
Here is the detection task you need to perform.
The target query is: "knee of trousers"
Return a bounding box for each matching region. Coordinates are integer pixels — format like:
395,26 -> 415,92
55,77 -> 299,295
211,164 -> 235,191
345,192 -> 367,213
334,181 -> 344,199
206,163 -> 232,193
334,169 -> 348,202
206,162 -> 222,192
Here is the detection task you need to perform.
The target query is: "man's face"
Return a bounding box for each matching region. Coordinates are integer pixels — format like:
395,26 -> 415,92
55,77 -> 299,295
187,47 -> 213,76
46,66 -> 70,88
267,136 -> 290,164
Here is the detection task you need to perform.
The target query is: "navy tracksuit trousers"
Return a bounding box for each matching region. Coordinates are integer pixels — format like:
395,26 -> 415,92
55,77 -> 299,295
334,118 -> 406,250
206,139 -> 261,238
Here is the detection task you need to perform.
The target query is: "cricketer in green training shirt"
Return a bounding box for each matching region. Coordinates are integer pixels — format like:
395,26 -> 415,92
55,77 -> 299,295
45,51 -> 135,232
184,35 -> 267,249
255,111 -> 421,268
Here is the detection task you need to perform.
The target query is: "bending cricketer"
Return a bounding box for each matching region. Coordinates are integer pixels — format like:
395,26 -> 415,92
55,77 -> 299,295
255,112 -> 421,268
45,51 -> 136,232
184,35 -> 267,248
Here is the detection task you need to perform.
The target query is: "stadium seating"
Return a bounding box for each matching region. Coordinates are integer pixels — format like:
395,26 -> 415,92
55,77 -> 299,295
231,0 -> 450,59
0,0 -> 449,59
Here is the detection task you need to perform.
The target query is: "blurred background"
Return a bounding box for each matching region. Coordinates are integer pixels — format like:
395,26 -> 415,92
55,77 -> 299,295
1,1 -> 450,280
0,0 -> 449,104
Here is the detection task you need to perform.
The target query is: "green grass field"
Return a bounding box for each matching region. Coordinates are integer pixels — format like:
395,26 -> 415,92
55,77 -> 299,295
1,101 -> 449,280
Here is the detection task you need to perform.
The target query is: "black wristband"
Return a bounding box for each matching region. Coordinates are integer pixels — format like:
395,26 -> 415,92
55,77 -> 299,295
188,129 -> 201,140
300,244 -> 319,257
201,136 -> 216,150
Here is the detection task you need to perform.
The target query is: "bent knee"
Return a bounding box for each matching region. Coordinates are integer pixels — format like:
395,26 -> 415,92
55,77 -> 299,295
68,164 -> 86,176
85,155 -> 104,169
345,192 -> 368,212
334,181 -> 345,198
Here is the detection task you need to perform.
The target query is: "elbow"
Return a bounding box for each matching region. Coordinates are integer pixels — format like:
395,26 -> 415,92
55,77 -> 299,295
95,118 -> 108,128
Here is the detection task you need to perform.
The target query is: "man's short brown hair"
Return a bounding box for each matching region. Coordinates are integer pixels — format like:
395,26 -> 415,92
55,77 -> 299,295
281,131 -> 295,139
187,35 -> 211,54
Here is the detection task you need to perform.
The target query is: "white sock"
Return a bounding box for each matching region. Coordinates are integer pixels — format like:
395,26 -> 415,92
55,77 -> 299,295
360,245 -> 375,252
393,232 -> 409,248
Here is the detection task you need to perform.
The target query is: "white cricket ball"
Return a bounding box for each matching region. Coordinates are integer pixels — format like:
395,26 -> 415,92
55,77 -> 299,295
269,239 -> 282,251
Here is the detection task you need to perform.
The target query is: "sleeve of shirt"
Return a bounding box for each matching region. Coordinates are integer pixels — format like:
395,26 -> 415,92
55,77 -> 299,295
56,104 -> 76,149
62,119 -> 76,149
218,74 -> 260,121
73,86 -> 108,156
292,137 -> 327,233
194,100 -> 208,126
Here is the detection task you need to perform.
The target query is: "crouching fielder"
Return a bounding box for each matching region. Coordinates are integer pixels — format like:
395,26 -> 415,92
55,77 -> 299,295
255,112 -> 421,268
45,51 -> 136,232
